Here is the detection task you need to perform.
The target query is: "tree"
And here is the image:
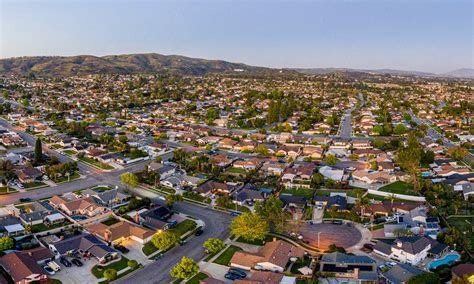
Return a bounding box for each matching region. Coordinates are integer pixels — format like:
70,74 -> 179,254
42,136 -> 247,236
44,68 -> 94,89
103,268 -> 117,281
203,238 -> 225,254
355,195 -> 370,216
34,138 -> 43,166
170,256 -> 199,280
385,193 -> 397,211
254,196 -> 290,233
326,244 -> 346,253
397,147 -> 421,191
216,195 -> 233,209
324,154 -> 337,166
255,144 -> 270,156
447,146 -> 468,161
0,236 -> 13,250
230,212 -> 269,242
407,273 -> 441,284
166,194 -> 183,208
311,173 -> 325,187
127,259 -> 139,269
348,153 -> 359,161
394,124 -> 407,135
120,173 -> 138,190
393,228 -> 413,237
151,231 -> 178,251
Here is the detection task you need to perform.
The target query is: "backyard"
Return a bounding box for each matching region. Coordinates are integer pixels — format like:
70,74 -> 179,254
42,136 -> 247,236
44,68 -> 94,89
379,181 -> 418,196
281,188 -> 315,199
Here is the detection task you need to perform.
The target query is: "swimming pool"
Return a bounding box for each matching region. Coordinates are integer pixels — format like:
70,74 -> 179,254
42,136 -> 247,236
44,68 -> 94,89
428,253 -> 460,270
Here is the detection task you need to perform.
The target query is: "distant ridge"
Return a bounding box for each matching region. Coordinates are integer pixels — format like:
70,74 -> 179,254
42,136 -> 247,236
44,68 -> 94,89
0,53 -> 284,77
293,67 -> 474,79
0,53 -> 471,79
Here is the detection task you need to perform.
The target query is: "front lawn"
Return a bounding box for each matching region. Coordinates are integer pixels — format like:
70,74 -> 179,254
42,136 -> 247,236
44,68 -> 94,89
168,219 -> 197,238
63,149 -> 77,155
281,188 -> 315,199
183,191 -> 212,204
79,156 -> 114,170
213,245 -> 242,265
379,181 -> 417,196
91,256 -> 130,278
54,171 -> 80,183
142,241 -> 158,256
0,187 -> 17,195
24,181 -> 47,189
226,167 -> 247,174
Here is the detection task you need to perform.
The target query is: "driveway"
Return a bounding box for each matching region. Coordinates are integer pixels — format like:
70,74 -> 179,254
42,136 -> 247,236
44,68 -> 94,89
53,257 -> 98,284
117,239 -> 152,266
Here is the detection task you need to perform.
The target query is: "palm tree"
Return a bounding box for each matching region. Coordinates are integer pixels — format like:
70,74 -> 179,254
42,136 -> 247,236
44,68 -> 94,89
356,195 -> 370,217
385,194 -> 397,211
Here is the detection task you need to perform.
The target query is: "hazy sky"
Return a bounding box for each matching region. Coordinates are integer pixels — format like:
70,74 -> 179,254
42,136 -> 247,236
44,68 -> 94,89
1,0 -> 472,73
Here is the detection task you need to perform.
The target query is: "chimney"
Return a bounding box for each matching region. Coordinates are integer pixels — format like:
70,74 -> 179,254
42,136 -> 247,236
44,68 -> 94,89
135,211 -> 139,223
273,237 -> 277,242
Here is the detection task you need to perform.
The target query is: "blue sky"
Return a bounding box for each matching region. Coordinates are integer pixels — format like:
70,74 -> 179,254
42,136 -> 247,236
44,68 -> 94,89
1,0 -> 472,73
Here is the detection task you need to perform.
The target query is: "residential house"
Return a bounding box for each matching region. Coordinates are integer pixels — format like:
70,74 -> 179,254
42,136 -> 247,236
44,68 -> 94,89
0,250 -> 50,284
319,252 -> 378,284
0,216 -> 25,236
148,162 -> 176,181
195,181 -> 236,196
139,206 -> 172,230
281,163 -> 316,189
49,195 -> 108,217
48,233 -> 118,264
373,236 -> 446,265
230,240 -> 304,272
380,263 -> 424,284
234,271 -> 296,284
451,263 -> 474,284
16,167 -> 43,184
87,220 -> 154,244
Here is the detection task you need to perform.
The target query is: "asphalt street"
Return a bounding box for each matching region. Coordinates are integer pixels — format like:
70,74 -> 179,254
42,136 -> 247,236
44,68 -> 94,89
115,187 -> 232,284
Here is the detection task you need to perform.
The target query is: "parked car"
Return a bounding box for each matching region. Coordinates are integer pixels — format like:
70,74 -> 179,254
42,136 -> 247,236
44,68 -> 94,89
47,261 -> 61,272
114,245 -> 129,254
71,258 -> 83,267
43,266 -> 55,275
224,273 -> 242,280
19,198 -> 31,203
59,257 -> 72,267
194,228 -> 204,236
332,220 -> 343,225
228,268 -> 247,278
230,211 -> 241,216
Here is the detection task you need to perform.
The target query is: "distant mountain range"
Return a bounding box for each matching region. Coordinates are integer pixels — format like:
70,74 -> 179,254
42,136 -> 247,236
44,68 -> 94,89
294,67 -> 474,79
0,53 -> 472,79
0,53 -> 281,77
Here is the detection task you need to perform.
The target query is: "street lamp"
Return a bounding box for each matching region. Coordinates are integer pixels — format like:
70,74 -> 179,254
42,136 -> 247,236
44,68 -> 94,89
317,231 -> 322,248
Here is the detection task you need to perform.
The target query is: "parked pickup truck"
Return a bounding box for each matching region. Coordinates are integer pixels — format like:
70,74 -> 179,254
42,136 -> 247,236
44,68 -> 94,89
47,261 -> 61,272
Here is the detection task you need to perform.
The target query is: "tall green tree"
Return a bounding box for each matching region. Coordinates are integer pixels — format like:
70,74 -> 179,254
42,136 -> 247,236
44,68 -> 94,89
170,256 -> 199,280
120,173 -> 138,190
230,212 -> 269,242
34,138 -> 43,166
151,231 -> 178,251
254,196 -> 290,233
203,238 -> 225,254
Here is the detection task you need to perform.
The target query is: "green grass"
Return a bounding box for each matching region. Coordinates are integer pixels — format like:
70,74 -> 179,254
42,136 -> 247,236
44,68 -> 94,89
54,172 -> 80,183
213,245 -> 242,265
183,191 -> 212,204
447,216 -> 474,246
226,167 -> 247,174
0,187 -> 17,195
156,186 -> 176,194
379,181 -> 417,196
24,181 -> 47,189
79,156 -> 114,170
186,272 -> 208,284
168,219 -> 197,238
142,242 -> 158,256
101,217 -> 120,226
31,221 -> 70,233
281,188 -> 315,199
63,149 -> 77,155
234,235 -> 276,246
91,256 -> 130,278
